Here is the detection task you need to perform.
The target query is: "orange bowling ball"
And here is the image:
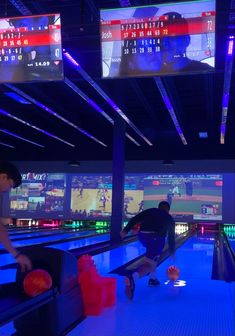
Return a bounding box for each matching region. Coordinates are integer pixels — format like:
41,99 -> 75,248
23,269 -> 52,297
167,265 -> 180,281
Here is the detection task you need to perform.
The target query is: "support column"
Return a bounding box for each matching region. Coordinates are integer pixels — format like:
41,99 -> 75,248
110,115 -> 126,242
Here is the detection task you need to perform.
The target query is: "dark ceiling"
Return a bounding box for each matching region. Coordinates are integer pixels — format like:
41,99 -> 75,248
0,0 -> 234,162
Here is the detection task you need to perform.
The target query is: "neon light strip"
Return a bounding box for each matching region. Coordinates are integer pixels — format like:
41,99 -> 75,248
63,50 -> 153,146
64,77 -> 140,146
0,108 -> 75,147
220,36 -> 234,144
64,77 -> 114,124
125,133 -> 141,146
154,77 -> 187,145
0,128 -> 44,147
4,84 -> 107,147
8,0 -> 31,15
0,141 -> 14,148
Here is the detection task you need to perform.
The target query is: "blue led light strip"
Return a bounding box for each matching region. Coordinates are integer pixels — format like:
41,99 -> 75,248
0,128 -> 44,147
8,0 -> 31,15
0,141 -> 14,148
64,77 -> 140,146
64,77 -> 114,124
125,133 -> 141,146
0,108 -> 75,147
220,36 -> 234,144
154,77 -> 187,145
63,50 -> 153,146
4,84 -> 107,147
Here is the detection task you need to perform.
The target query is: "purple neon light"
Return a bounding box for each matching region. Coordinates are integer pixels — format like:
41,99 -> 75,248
64,77 -> 140,145
9,0 -> 31,15
125,133 -> 141,146
220,36 -> 235,144
64,77 -> 113,124
0,128 -> 44,147
63,50 -> 153,146
222,93 -> 229,107
154,77 -> 187,145
0,108 -> 75,147
228,39 -> 234,55
0,141 -> 14,148
63,51 -> 80,67
4,84 -> 107,147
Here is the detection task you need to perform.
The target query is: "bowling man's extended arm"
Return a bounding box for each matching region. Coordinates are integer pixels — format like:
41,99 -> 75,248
0,220 -> 32,271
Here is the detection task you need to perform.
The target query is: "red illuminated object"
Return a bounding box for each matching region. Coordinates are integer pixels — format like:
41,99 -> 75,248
167,265 -> 180,281
23,269 -> 52,297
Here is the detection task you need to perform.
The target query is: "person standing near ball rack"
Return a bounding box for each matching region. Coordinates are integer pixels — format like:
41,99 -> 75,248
120,201 -> 175,300
0,161 -> 32,272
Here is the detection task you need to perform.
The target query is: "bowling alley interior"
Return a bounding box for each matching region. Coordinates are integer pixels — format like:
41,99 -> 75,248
0,0 -> 234,335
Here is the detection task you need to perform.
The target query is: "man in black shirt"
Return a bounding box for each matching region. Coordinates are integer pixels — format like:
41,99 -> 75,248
120,201 -> 175,300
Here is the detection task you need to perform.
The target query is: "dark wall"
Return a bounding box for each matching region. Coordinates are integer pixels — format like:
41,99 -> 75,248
13,159 -> 235,173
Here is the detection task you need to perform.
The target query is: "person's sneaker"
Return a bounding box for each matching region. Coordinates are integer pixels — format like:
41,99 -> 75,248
148,278 -> 160,286
124,274 -> 135,300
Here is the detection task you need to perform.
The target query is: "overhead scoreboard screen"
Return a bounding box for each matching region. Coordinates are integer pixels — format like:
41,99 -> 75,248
100,0 -> 215,78
0,13 -> 63,83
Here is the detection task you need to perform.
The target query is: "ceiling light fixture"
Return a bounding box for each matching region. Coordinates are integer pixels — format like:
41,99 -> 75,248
154,77 -> 187,145
4,92 -> 31,104
162,159 -> 174,166
0,141 -> 15,148
64,77 -> 140,146
0,108 -> 75,147
0,128 -> 44,147
199,132 -> 208,138
4,84 -> 107,147
63,49 -> 153,146
68,160 -> 80,167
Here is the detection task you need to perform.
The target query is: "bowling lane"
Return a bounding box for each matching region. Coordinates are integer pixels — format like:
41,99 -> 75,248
49,226 -> 187,256
226,236 -> 235,252
69,231 -> 235,336
0,226 -> 186,270
0,232 -> 110,269
8,229 -> 56,236
0,230 -> 108,250
8,228 -> 94,239
47,233 -> 110,251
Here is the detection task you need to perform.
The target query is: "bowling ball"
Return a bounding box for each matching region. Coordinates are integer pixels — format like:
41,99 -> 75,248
23,269 -> 52,297
167,265 -> 180,281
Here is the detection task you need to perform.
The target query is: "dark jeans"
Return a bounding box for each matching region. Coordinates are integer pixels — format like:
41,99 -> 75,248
138,231 -> 165,261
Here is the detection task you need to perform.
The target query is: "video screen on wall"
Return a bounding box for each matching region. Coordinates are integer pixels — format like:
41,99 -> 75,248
10,173 -> 66,218
9,172 -> 223,222
70,174 -> 145,220
100,0 -> 215,78
144,174 -> 222,221
70,175 -> 113,219
0,13 -> 63,83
